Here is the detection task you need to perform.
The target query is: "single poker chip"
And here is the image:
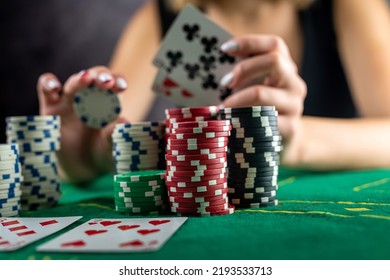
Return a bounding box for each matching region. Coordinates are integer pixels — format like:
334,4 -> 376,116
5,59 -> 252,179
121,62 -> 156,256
228,186 -> 278,194
165,116 -> 216,125
231,200 -> 279,208
166,167 -> 226,177
6,124 -> 60,131
230,159 -> 279,168
168,183 -> 227,194
167,137 -> 229,145
171,120 -> 230,129
168,142 -> 228,150
165,153 -> 226,162
114,170 -> 165,182
228,169 -> 278,178
168,187 -> 229,198
114,179 -> 164,188
230,135 -> 283,143
165,177 -> 227,188
229,141 -> 282,149
221,106 -> 275,113
0,182 -> 21,191
166,173 -> 226,183
73,86 -> 121,128
230,120 -> 278,129
228,114 -> 278,122
0,154 -> 18,161
167,157 -> 227,167
16,142 -> 61,153
228,190 -> 277,199
167,162 -> 227,172
167,147 -> 227,156
166,106 -> 220,116
228,174 -> 279,183
114,202 -> 164,210
231,132 -> 281,140
227,181 -> 278,189
169,193 -> 228,203
171,125 -> 231,134
7,130 -> 61,140
6,115 -> 59,123
232,152 -> 280,159
169,131 -> 231,140
228,146 -> 283,154
0,144 -> 19,152
230,126 -> 279,134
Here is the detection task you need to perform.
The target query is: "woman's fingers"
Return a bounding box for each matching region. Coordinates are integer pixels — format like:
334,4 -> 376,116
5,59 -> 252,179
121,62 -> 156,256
220,51 -> 297,89
37,73 -> 62,105
222,84 -> 303,115
220,35 -> 291,58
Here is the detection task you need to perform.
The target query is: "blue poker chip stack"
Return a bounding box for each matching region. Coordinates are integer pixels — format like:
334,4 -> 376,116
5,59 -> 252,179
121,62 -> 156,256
219,106 -> 282,208
6,116 -> 62,211
0,144 -> 23,217
112,122 -> 166,173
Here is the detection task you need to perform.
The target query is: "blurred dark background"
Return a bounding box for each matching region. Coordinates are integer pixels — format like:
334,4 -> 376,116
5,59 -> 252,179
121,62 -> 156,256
0,0 -> 145,143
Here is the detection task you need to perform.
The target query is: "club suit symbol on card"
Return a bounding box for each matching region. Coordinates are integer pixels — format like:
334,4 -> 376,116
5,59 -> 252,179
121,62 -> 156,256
153,4 -> 236,106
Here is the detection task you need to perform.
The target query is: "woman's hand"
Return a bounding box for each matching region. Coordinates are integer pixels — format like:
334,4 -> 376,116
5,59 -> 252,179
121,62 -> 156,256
219,35 -> 307,163
37,66 -> 128,183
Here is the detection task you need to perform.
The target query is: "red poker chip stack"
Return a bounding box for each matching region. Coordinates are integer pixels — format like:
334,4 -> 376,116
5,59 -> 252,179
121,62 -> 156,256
165,108 -> 235,216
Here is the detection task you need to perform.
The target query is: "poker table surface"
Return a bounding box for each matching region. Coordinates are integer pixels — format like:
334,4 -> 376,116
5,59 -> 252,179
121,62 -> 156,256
2,167 -> 390,260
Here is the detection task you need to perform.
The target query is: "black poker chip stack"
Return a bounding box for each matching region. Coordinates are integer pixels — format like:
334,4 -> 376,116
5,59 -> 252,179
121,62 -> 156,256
219,106 -> 282,208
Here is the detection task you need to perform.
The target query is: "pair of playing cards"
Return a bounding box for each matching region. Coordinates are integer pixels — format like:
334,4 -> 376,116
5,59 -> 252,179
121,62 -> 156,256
0,217 -> 187,252
152,4 -> 236,107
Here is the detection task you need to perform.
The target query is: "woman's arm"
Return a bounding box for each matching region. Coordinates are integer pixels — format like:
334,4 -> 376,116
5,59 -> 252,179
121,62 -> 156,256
284,0 -> 390,170
110,1 -> 161,122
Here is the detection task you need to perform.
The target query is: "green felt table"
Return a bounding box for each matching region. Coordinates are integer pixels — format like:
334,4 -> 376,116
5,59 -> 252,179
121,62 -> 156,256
2,168 -> 390,260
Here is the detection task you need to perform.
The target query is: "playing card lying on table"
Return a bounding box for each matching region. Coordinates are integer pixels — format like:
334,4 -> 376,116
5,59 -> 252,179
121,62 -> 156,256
0,216 -> 82,251
152,4 -> 235,107
37,217 -> 187,253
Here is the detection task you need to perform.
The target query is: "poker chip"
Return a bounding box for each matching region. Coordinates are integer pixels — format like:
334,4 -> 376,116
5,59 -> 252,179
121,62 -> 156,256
73,86 -> 121,128
112,122 -> 166,173
113,170 -> 168,215
0,144 -> 22,217
220,106 -> 281,209
6,115 -> 62,211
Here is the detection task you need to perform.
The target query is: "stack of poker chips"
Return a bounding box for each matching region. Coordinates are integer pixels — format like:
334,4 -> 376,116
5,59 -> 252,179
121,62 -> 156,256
0,144 -> 23,217
164,106 -> 220,138
219,106 -> 282,208
6,116 -> 61,211
113,170 -> 167,215
165,118 -> 235,216
112,122 -> 166,173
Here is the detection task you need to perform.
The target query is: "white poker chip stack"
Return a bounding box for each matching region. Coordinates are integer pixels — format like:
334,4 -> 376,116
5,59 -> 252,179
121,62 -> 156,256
6,116 -> 62,211
112,122 -> 166,173
0,144 -> 23,217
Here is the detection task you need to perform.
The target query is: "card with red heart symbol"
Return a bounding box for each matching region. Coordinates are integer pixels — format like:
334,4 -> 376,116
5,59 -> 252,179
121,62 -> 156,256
0,216 -> 82,251
36,217 -> 188,253
152,70 -> 199,107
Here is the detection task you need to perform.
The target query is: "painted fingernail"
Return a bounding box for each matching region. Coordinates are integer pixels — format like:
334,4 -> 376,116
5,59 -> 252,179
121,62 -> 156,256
78,70 -> 89,79
116,77 -> 128,90
97,72 -> 112,84
220,41 -> 239,52
45,80 -> 60,91
220,72 -> 234,87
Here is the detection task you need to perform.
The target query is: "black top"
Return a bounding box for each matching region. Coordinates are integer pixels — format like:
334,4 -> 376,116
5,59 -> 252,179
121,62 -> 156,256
152,0 -> 357,119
